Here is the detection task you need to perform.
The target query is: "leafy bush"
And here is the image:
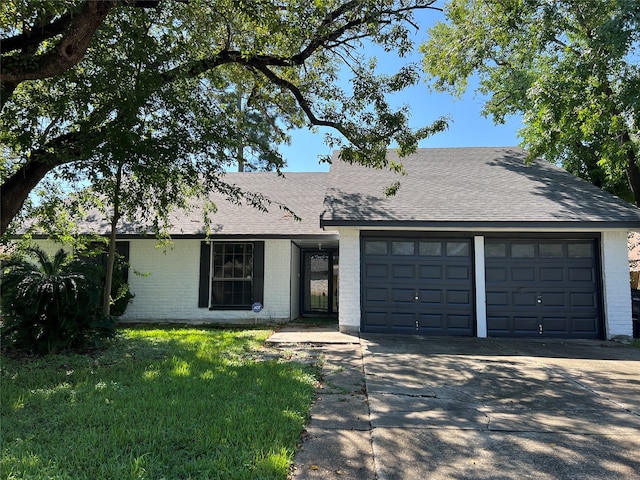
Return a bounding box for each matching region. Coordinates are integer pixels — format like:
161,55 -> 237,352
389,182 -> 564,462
108,265 -> 134,317
0,246 -> 116,353
76,241 -> 134,317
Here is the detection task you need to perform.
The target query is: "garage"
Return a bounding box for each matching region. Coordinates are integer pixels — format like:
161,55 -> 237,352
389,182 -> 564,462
485,238 -> 602,339
361,235 -> 474,335
322,148 -> 640,338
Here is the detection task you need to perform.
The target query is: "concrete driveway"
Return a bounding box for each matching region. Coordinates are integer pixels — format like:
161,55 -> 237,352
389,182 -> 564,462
283,331 -> 640,479
363,335 -> 640,480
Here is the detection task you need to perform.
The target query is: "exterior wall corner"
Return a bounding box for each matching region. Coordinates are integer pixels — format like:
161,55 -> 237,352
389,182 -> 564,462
601,231 -> 633,339
337,227 -> 361,332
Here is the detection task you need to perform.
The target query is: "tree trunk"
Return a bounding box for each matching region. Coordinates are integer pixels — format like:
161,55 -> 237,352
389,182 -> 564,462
625,158 -> 640,207
621,132 -> 640,207
1,161 -> 58,235
103,163 -> 123,316
237,144 -> 245,172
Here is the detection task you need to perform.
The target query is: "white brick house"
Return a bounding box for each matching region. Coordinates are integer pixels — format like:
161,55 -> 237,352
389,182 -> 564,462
37,148 -> 640,339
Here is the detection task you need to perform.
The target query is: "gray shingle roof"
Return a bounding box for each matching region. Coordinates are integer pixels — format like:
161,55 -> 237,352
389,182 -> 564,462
321,147 -> 640,228
178,171 -> 332,237
79,172 -> 333,237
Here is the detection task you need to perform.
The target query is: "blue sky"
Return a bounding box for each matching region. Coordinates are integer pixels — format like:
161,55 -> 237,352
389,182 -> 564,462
279,5 -> 524,172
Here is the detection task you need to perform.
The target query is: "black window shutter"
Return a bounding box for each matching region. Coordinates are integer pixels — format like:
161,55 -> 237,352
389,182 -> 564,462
115,241 -> 130,282
198,242 -> 210,308
253,241 -> 265,304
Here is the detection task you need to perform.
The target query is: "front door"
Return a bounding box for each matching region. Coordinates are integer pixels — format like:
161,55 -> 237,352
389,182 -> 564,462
301,250 -> 338,315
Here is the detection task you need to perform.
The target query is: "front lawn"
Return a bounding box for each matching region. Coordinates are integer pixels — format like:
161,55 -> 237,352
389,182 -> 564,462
1,328 -> 318,480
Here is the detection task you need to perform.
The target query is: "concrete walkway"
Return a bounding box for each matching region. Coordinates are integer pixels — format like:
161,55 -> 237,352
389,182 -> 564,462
267,326 -> 640,480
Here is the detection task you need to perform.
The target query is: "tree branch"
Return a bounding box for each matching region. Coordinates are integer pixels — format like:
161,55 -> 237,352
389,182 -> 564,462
0,0 -> 173,107
1,1 -> 117,106
1,14 -> 73,54
250,63 -> 344,133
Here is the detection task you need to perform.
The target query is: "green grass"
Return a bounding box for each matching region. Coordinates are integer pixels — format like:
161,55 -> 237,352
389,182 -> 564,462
1,328 -> 319,480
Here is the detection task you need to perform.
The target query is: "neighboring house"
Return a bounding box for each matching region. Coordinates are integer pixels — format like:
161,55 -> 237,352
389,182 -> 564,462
33,147 -> 640,339
629,232 -> 640,289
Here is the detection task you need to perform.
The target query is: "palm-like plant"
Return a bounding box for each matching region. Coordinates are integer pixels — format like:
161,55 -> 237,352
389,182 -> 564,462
1,246 -> 114,353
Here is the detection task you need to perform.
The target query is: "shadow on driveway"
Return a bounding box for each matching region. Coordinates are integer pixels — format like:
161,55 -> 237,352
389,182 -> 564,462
361,335 -> 640,480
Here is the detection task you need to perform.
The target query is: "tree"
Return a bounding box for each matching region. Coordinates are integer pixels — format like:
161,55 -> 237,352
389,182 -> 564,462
1,0 -> 447,236
420,0 -> 640,204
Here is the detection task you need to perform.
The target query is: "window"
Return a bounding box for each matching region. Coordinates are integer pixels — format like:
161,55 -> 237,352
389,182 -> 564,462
540,243 -> 564,258
485,243 -> 506,258
78,241 -> 130,282
211,243 -> 253,307
446,241 -> 469,257
391,241 -> 414,255
198,241 -> 264,309
419,241 -> 442,256
511,243 -> 535,258
364,240 -> 388,255
568,243 -> 592,258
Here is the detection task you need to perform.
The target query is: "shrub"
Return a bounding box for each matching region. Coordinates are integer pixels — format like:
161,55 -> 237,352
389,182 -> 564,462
0,246 -> 116,353
108,265 -> 134,317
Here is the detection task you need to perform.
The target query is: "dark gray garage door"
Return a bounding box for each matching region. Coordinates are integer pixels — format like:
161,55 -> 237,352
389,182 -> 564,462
361,236 -> 474,335
485,238 -> 602,339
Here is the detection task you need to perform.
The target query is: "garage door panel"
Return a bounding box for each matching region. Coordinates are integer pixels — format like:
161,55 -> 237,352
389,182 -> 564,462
362,236 -> 474,335
485,238 -> 601,339
487,316 -> 510,334
512,267 -> 536,282
570,292 -> 596,307
574,317 -> 600,332
419,313 -> 443,329
540,292 -> 566,306
448,314 -> 473,330
513,316 -> 539,334
392,264 -> 415,278
447,290 -> 471,305
513,292 -> 537,306
362,312 -> 387,328
419,265 -> 442,279
365,288 -> 388,302
418,289 -> 442,304
486,291 -> 509,306
392,312 -> 417,328
486,267 -> 507,282
569,267 -> 594,282
392,288 -> 417,303
365,264 -> 388,278
447,265 -> 471,280
540,268 -> 564,282
541,316 -> 569,334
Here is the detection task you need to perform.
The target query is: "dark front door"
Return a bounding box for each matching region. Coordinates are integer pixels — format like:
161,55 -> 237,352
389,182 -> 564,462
361,236 -> 475,335
301,250 -> 338,315
485,238 -> 602,339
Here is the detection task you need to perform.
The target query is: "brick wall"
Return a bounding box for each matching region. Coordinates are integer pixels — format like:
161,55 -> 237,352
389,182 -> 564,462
121,238 -> 292,324
601,230 -> 633,338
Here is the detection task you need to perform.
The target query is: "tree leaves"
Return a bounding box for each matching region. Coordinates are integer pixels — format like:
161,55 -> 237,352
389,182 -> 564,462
421,0 -> 640,204
1,1 -> 446,235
